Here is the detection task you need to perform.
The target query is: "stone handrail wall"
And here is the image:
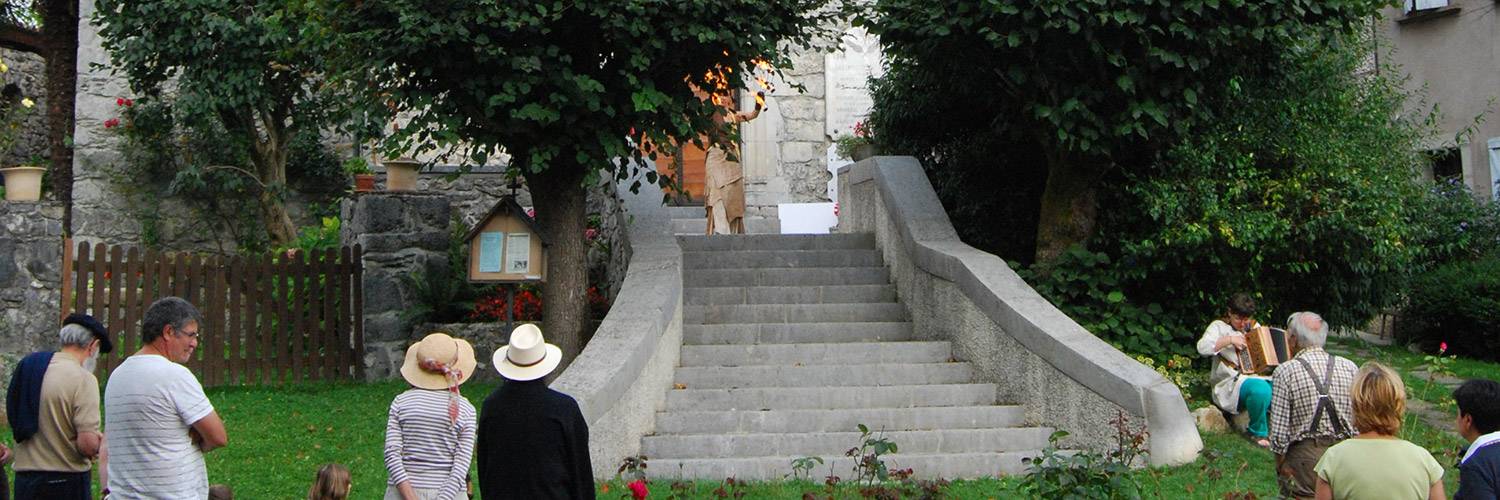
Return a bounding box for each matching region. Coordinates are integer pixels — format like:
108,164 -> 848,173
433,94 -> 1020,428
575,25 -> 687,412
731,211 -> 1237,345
550,172 -> 683,478
838,156 -> 1201,466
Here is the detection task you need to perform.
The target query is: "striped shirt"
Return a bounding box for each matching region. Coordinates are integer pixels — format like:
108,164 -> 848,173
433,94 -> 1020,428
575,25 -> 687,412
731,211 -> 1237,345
103,355 -> 215,499
384,389 -> 477,500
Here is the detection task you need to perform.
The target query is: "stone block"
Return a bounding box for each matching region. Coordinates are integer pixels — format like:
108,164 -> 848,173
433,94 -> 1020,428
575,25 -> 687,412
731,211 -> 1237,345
779,142 -> 829,165
1194,407 -> 1230,434
363,313 -> 408,343
679,341 -> 948,367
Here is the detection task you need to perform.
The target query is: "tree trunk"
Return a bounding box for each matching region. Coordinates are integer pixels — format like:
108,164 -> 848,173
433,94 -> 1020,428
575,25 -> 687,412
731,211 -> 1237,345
1034,153 -> 1110,264
523,164 -> 590,374
42,0 -> 78,234
238,109 -> 296,246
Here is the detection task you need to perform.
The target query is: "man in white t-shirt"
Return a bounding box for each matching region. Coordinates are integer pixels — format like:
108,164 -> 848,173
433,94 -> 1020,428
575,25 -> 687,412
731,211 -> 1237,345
103,296 -> 228,499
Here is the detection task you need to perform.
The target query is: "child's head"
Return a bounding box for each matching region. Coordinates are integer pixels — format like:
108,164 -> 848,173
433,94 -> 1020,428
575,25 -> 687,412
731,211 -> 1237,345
1225,293 -> 1256,330
308,463 -> 352,500
1454,379 -> 1500,442
208,484 -> 234,500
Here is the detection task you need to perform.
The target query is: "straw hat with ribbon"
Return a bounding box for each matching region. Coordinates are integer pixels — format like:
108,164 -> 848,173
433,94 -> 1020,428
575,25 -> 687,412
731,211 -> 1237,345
492,324 -> 562,381
400,332 -> 477,424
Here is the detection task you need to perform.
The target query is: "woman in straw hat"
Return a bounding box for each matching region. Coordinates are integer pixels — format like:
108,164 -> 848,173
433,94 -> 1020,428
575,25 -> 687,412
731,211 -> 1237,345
384,333 -> 478,500
476,324 -> 595,499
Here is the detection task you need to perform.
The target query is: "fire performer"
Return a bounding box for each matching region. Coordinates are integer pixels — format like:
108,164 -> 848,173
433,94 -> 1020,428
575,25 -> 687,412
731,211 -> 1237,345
704,90 -> 765,235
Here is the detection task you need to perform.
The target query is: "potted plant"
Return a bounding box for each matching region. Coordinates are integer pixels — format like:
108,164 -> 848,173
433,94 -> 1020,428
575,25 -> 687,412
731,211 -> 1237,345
834,120 -> 877,161
345,157 -> 375,192
0,89 -> 41,201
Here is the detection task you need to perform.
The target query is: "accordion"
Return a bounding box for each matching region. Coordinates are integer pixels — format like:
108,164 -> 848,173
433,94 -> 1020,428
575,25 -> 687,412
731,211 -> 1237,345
1235,326 -> 1289,375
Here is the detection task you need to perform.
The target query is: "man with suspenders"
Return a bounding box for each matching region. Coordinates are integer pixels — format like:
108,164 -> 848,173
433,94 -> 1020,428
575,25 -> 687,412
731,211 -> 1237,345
1269,311 -> 1358,499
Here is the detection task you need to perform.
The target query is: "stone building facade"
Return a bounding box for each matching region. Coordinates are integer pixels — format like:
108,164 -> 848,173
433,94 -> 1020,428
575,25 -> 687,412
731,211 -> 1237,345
0,201 -> 64,408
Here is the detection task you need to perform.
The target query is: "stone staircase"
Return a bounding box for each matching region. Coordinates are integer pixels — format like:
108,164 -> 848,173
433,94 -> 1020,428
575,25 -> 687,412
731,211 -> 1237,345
642,233 -> 1053,480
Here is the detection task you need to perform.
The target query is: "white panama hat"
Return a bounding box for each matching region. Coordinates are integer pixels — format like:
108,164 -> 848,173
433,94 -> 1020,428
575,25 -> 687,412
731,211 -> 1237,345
492,323 -> 562,381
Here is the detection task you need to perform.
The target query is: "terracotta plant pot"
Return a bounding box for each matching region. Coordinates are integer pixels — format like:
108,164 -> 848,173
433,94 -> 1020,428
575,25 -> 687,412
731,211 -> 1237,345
353,174 -> 376,192
851,143 -> 878,162
382,158 -> 421,191
0,166 -> 47,201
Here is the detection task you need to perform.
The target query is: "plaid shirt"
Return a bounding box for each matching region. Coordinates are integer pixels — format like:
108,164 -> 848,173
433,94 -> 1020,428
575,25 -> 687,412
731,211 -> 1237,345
1268,347 -> 1358,455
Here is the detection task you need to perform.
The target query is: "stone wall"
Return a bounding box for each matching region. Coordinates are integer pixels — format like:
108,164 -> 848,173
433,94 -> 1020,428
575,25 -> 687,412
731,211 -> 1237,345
551,166 -> 684,478
839,157 -> 1201,466
341,193 -> 453,380
0,48 -> 48,168
0,201 -> 64,414
743,49 -> 834,218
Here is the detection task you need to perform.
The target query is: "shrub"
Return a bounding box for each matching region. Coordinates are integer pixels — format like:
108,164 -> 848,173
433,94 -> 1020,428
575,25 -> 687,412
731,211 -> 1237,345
1398,253 -> 1500,361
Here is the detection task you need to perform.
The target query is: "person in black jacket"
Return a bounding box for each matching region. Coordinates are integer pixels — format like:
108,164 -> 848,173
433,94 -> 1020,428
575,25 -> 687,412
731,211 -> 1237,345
477,324 -> 594,500
1455,379 -> 1500,500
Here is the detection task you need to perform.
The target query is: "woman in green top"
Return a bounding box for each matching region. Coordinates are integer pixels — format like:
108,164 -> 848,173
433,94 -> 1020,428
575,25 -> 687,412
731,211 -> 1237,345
1314,362 -> 1445,500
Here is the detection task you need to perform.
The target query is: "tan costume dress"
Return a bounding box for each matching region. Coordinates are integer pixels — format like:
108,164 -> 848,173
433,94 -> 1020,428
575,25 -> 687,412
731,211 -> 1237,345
705,107 -> 760,235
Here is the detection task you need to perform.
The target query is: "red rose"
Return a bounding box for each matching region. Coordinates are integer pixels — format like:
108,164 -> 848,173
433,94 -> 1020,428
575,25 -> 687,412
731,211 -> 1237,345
116,98 -> 125,106
1440,342 -> 1448,354
124,99 -> 133,107
104,118 -> 120,129
585,228 -> 598,240
627,480 -> 648,500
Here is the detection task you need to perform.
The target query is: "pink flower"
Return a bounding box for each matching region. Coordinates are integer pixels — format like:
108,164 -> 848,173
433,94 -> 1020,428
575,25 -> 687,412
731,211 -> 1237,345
585,228 -> 598,240
627,480 -> 648,500
833,203 -> 840,217
525,208 -> 536,218
103,118 -> 120,129
1439,342 -> 1448,354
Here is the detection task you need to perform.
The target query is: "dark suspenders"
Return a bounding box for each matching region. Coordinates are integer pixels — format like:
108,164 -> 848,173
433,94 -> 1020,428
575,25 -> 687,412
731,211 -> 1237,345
1294,355 -> 1349,437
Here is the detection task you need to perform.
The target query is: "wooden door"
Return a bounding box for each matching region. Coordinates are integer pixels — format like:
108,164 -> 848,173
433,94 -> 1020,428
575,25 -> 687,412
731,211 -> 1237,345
656,142 -> 708,204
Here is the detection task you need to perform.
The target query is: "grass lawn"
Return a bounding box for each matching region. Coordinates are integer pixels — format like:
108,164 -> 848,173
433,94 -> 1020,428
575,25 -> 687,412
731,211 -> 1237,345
0,338 -> 1488,498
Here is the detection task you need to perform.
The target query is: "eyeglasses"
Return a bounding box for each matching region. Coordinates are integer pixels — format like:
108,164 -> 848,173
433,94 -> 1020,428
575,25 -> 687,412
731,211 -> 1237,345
175,328 -> 201,339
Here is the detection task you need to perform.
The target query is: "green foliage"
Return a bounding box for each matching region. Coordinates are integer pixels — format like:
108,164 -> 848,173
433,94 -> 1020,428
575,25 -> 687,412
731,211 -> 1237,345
1018,247 -> 1188,359
1019,430 -> 1140,499
1406,179 -> 1500,268
341,156 -> 372,175
1399,253 -> 1500,361
847,423 -> 898,486
279,217 -> 341,255
286,129 -> 347,194
1103,35 -> 1434,333
312,0 -> 834,185
1004,35 -> 1445,361
94,0 -> 346,245
866,0 -> 1385,157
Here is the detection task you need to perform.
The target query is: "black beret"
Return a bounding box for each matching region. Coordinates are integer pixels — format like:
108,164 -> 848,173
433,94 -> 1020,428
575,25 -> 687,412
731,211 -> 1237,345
63,313 -> 112,354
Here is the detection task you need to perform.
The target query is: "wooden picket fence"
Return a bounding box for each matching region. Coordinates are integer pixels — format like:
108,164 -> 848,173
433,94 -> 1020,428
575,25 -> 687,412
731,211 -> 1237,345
61,240 -> 365,386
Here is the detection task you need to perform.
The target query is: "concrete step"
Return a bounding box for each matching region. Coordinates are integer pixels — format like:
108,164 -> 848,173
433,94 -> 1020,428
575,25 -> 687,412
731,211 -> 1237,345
685,284 -> 897,306
644,452 -> 1038,480
673,217 -> 781,235
684,267 -> 890,287
686,303 -> 907,325
684,322 -> 914,345
665,383 -> 996,411
679,341 -> 950,367
682,249 -> 883,270
674,363 -> 975,389
642,428 -> 1053,460
677,233 -> 876,252
666,206 -> 707,219
655,406 -> 1028,435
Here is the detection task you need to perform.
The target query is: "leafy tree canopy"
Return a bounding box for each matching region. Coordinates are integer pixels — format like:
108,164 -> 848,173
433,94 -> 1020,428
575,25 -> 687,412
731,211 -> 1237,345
313,0 -> 833,184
